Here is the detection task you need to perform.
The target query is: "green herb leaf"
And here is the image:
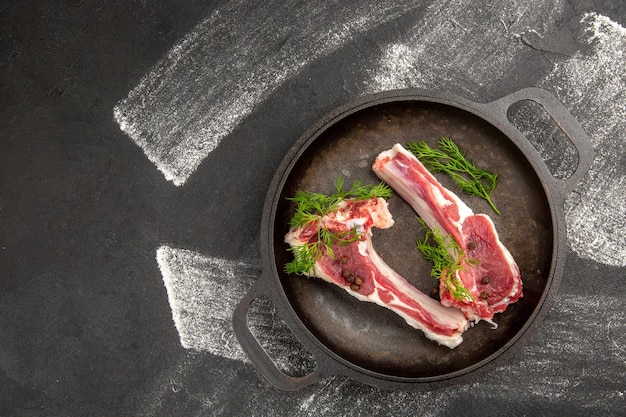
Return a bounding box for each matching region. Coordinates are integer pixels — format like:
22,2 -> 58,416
406,137 -> 500,215
285,176 -> 392,275
415,218 -> 475,302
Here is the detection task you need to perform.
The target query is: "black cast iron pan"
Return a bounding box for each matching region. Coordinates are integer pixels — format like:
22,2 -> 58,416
232,88 -> 593,391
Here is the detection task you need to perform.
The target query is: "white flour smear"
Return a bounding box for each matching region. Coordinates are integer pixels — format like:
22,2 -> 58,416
156,246 -> 315,375
540,13 -> 626,267
365,0 -> 564,96
156,246 -> 255,361
114,0 -> 421,186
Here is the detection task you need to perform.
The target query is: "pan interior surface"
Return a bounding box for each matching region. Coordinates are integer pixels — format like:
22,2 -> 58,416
273,100 -> 553,379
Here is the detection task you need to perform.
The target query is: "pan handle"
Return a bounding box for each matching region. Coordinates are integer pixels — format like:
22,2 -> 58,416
486,87 -> 594,196
232,273 -> 327,391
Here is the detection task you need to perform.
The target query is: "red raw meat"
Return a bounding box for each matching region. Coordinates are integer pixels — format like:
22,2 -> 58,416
285,197 -> 469,348
373,144 -> 522,324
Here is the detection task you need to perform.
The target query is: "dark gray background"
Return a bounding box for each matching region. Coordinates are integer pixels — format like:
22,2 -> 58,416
2,1 -> 625,416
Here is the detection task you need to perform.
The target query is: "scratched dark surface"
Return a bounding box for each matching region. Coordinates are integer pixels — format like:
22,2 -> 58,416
1,1 -> 625,416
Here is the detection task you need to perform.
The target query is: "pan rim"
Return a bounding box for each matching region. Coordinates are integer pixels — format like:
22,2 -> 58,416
261,88 -> 565,385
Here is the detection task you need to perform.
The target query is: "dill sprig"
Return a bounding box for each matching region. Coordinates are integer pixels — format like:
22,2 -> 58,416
415,218 -> 476,302
284,176 -> 392,275
406,137 -> 501,215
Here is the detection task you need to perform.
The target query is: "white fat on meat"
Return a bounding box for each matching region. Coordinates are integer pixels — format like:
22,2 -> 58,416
373,143 -> 523,323
285,197 -> 469,349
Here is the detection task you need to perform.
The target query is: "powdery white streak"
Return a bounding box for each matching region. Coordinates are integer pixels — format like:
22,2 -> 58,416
156,246 -> 254,361
365,0 -> 564,96
114,0 -> 419,186
540,13 -> 626,267
156,246 -> 315,375
137,249 -> 314,416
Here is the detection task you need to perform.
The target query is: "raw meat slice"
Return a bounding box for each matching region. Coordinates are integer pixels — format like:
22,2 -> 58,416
373,143 -> 522,323
285,197 -> 469,348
